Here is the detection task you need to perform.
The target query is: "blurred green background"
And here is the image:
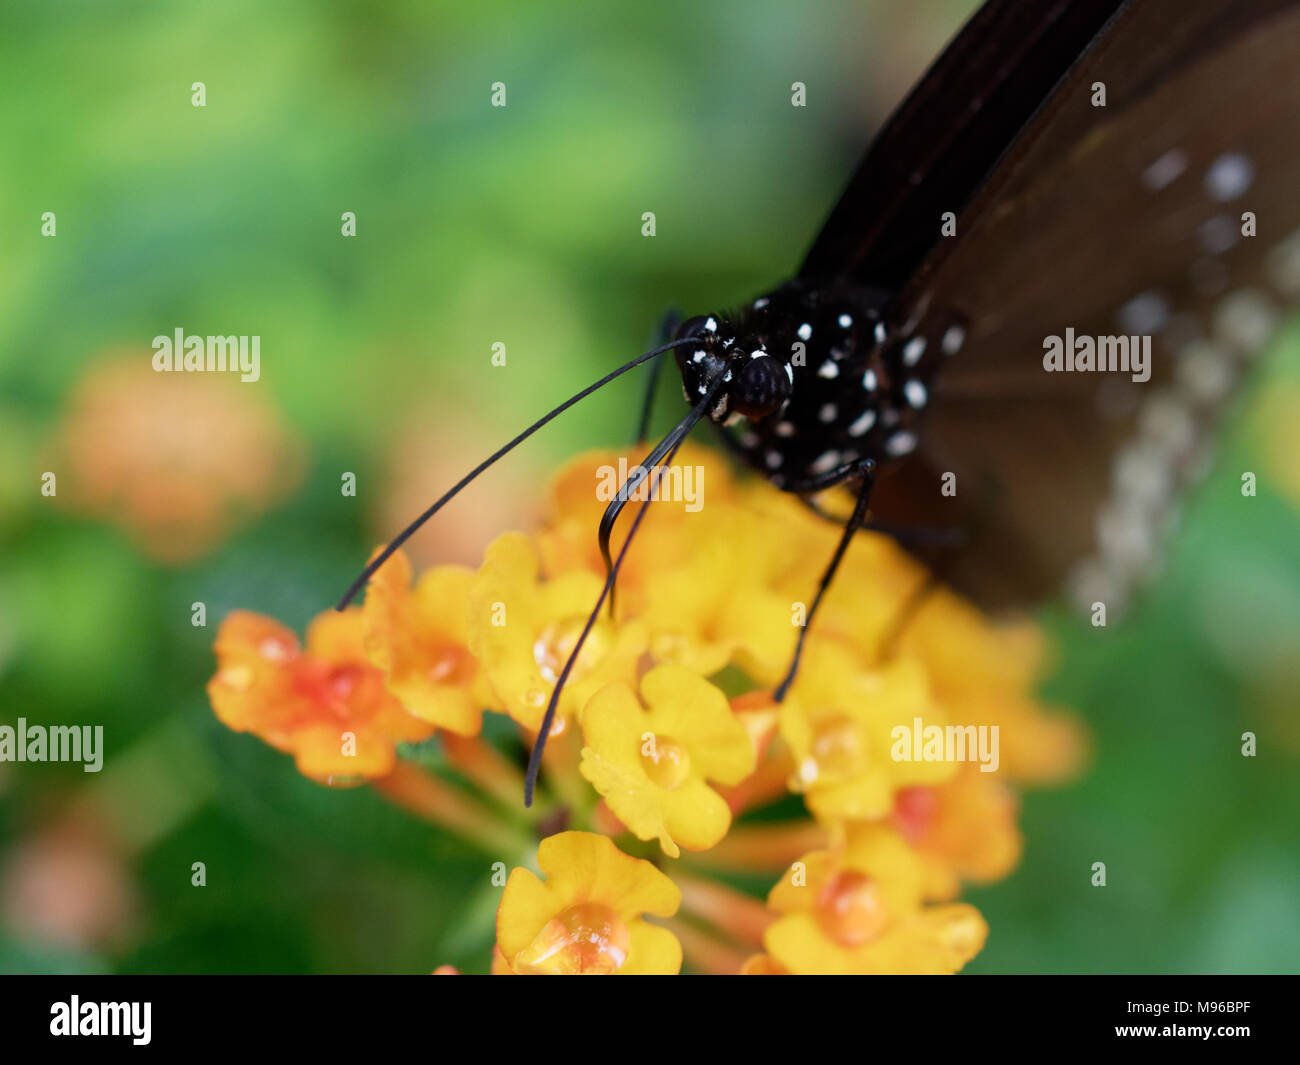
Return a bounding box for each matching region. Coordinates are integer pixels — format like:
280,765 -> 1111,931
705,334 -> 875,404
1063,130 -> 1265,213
1,0 -> 1297,974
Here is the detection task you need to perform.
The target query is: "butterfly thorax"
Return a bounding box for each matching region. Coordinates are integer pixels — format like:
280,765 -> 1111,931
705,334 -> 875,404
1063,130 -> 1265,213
674,279 -> 958,491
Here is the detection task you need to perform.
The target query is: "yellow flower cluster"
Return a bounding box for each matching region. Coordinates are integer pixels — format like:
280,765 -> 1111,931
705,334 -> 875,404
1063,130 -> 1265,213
208,443 -> 1087,974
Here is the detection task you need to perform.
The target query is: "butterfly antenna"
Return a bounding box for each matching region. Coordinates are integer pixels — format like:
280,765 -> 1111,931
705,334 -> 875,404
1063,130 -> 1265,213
523,374 -> 725,807
335,337 -> 699,611
596,415 -> 694,618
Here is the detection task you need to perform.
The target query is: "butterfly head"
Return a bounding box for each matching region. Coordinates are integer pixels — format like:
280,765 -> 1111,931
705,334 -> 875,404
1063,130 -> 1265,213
672,313 -> 794,425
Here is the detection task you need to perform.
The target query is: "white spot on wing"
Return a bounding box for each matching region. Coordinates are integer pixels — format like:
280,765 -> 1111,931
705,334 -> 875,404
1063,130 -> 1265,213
818,360 -> 840,379
904,380 -> 928,409
941,324 -> 965,355
1213,289 -> 1277,356
885,431 -> 918,457
1266,229 -> 1300,297
902,337 -> 926,367
1205,153 -> 1254,201
818,402 -> 838,423
1141,148 -> 1188,191
1117,291 -> 1170,334
1198,214 -> 1239,256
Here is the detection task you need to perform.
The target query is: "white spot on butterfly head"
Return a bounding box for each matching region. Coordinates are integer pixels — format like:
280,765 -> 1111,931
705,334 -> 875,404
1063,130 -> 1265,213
809,450 -> 842,476
847,409 -> 876,437
753,297 -> 770,310
704,317 -> 718,333
1205,153 -> 1254,202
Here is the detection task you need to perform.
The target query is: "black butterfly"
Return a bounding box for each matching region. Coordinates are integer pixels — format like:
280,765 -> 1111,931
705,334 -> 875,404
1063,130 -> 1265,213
340,0 -> 1300,803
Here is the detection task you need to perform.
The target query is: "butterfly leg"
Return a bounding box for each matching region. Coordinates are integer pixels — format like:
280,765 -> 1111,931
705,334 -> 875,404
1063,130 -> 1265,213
632,308 -> 682,444
774,457 -> 877,702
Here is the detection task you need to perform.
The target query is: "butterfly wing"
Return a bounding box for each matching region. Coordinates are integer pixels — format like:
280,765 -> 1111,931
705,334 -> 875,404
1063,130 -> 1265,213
813,0 -> 1300,612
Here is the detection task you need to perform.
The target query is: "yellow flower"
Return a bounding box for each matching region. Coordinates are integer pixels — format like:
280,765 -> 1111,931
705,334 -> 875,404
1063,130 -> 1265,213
713,483 -> 924,686
764,824 -> 987,975
535,445 -> 747,676
578,665 -> 756,857
779,642 -> 956,821
496,831 -> 682,975
466,532 -> 646,734
360,547 -> 493,736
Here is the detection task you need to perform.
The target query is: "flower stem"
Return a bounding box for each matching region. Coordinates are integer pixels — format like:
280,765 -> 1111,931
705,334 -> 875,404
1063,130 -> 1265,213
440,733 -> 527,809
664,918 -> 753,975
686,820 -> 827,872
673,871 -> 773,945
373,761 -> 532,857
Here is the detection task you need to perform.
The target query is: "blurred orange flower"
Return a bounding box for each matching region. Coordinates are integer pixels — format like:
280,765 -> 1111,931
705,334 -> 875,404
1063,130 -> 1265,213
764,824 -> 987,975
52,354 -> 303,563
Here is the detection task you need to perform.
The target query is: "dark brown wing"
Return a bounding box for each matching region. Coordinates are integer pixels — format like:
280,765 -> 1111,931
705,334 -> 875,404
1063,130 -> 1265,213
800,0 -> 1128,289
862,0 -> 1300,612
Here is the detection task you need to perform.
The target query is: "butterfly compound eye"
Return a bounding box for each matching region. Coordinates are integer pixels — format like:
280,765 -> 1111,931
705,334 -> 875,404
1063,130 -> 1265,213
732,354 -> 790,418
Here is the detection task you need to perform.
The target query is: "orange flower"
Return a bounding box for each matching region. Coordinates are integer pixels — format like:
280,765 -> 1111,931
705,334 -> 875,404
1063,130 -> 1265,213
764,824 -> 987,975
739,953 -> 791,975
52,355 -> 303,563
208,609 -> 434,784
890,768 -> 1022,901
361,548 -> 494,736
496,832 -> 682,975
